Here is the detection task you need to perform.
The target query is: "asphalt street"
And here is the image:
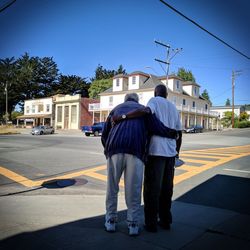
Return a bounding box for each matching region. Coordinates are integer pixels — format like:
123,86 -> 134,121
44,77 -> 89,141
0,128 -> 250,249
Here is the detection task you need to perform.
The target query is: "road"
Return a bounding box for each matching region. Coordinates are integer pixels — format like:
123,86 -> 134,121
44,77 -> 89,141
0,128 -> 250,198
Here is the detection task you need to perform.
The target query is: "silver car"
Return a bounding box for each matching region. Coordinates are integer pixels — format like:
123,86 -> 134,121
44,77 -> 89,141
31,125 -> 54,135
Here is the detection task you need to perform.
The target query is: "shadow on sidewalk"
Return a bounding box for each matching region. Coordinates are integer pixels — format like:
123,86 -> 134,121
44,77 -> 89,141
1,174 -> 250,250
176,174 -> 250,215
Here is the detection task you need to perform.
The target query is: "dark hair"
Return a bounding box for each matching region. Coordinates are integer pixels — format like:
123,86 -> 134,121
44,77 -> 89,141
154,84 -> 167,98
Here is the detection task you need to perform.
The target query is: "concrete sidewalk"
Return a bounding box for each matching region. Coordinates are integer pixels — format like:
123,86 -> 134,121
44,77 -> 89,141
0,193 -> 250,250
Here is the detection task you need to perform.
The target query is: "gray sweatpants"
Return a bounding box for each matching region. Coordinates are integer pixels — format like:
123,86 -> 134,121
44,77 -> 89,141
105,153 -> 144,223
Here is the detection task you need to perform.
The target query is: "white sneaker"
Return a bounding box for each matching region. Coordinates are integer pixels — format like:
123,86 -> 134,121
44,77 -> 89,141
104,219 -> 116,232
175,157 -> 184,167
128,223 -> 139,236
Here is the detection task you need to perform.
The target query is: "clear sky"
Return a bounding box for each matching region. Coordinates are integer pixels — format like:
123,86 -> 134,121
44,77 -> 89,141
1,0 -> 249,106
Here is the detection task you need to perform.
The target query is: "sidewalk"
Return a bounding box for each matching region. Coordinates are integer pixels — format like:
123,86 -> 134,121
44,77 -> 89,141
0,192 -> 249,250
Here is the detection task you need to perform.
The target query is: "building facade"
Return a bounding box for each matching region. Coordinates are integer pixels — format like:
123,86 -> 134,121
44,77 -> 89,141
17,97 -> 53,127
17,95 -> 98,129
89,71 -> 219,130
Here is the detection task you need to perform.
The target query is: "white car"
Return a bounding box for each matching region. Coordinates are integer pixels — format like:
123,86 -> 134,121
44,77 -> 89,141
31,125 -> 54,135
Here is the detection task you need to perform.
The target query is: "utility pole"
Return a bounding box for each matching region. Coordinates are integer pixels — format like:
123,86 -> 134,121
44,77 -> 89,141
154,40 -> 182,86
231,70 -> 242,128
232,70 -> 235,128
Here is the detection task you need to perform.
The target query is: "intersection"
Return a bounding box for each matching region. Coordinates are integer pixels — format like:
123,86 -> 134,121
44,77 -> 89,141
1,143 -> 249,188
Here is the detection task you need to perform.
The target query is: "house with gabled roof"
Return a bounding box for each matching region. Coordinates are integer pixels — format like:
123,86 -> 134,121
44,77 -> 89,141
89,71 -> 219,130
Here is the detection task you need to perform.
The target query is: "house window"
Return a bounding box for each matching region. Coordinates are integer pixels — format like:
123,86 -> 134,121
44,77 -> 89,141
116,78 -> 120,87
57,106 -> 62,122
109,96 -> 113,106
132,76 -> 136,85
205,104 -> 208,110
38,104 -> 43,112
71,105 -> 77,123
194,87 -> 197,95
26,106 -> 30,114
192,101 -> 195,108
176,81 -> 180,89
46,104 -> 50,112
32,105 -> 35,113
183,99 -> 186,106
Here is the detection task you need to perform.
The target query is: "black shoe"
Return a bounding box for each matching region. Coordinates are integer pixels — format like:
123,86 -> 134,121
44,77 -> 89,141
144,224 -> 157,233
158,221 -> 171,230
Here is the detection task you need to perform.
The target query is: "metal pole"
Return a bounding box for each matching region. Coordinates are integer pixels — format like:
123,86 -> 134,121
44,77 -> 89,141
232,70 -> 235,128
5,83 -> 8,125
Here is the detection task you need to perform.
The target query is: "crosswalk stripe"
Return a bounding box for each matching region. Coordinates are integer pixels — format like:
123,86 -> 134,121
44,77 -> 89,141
0,145 -> 250,188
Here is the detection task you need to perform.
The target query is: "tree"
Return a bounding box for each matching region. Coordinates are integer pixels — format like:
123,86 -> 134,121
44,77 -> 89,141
88,79 -> 112,99
177,67 -> 196,82
91,64 -> 126,81
53,75 -> 90,97
0,53 -> 60,120
0,57 -> 19,120
201,89 -> 211,102
221,111 -> 237,128
239,111 -> 249,121
225,98 -> 231,106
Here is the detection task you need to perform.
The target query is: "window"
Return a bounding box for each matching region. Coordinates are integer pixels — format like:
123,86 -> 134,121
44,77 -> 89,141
194,87 -> 197,95
116,78 -> 120,87
26,106 -> 30,114
176,80 -> 180,89
32,105 -> 35,113
57,106 -> 62,122
132,76 -> 136,84
192,101 -> 195,108
109,96 -> 113,106
38,104 -> 43,112
205,104 -> 208,110
46,104 -> 50,112
183,99 -> 186,106
71,105 -> 77,123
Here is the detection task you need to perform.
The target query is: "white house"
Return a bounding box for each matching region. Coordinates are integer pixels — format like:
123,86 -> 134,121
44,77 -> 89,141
17,97 -> 53,127
89,71 -> 219,129
210,105 -> 245,119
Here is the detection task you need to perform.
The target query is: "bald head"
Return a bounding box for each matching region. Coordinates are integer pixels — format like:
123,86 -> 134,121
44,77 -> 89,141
154,84 -> 168,98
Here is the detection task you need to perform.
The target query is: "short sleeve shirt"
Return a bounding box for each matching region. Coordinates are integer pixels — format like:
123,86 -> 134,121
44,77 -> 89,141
147,96 -> 182,157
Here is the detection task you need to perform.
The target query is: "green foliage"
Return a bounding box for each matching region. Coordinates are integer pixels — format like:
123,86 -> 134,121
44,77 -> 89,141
53,75 -> 90,97
177,67 -> 196,82
239,111 -> 249,121
238,121 -> 250,128
201,89 -> 210,102
88,79 -> 112,99
225,98 -> 231,106
221,111 -> 238,128
92,64 -> 126,81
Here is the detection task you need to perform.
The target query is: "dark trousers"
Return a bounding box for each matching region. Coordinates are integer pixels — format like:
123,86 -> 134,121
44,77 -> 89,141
143,155 -> 175,227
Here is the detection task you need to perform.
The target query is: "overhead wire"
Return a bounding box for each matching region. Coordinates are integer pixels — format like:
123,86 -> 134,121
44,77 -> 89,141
159,0 -> 250,60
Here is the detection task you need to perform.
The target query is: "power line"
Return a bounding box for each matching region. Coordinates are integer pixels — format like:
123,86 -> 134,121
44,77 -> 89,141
0,0 -> 16,13
159,0 -> 250,60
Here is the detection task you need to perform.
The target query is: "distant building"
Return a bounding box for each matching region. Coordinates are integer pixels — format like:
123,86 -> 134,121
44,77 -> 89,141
17,94 -> 99,129
88,71 -> 219,130
210,105 -> 245,119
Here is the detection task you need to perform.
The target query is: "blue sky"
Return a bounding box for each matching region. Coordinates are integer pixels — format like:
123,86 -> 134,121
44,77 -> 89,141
0,0 -> 249,106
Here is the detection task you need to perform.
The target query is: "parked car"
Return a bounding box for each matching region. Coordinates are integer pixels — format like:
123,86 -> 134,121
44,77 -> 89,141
184,125 -> 203,133
31,125 -> 55,135
81,122 -> 105,136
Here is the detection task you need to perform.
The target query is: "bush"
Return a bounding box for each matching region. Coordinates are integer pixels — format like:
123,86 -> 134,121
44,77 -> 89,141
238,121 -> 250,128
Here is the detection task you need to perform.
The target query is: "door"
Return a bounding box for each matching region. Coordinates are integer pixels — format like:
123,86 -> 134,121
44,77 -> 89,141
64,106 -> 69,129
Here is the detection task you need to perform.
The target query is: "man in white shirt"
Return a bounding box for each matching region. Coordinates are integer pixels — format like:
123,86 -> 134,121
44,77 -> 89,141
144,84 -> 182,232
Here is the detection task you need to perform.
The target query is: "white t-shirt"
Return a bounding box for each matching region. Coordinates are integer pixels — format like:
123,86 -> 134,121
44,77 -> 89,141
147,96 -> 182,157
